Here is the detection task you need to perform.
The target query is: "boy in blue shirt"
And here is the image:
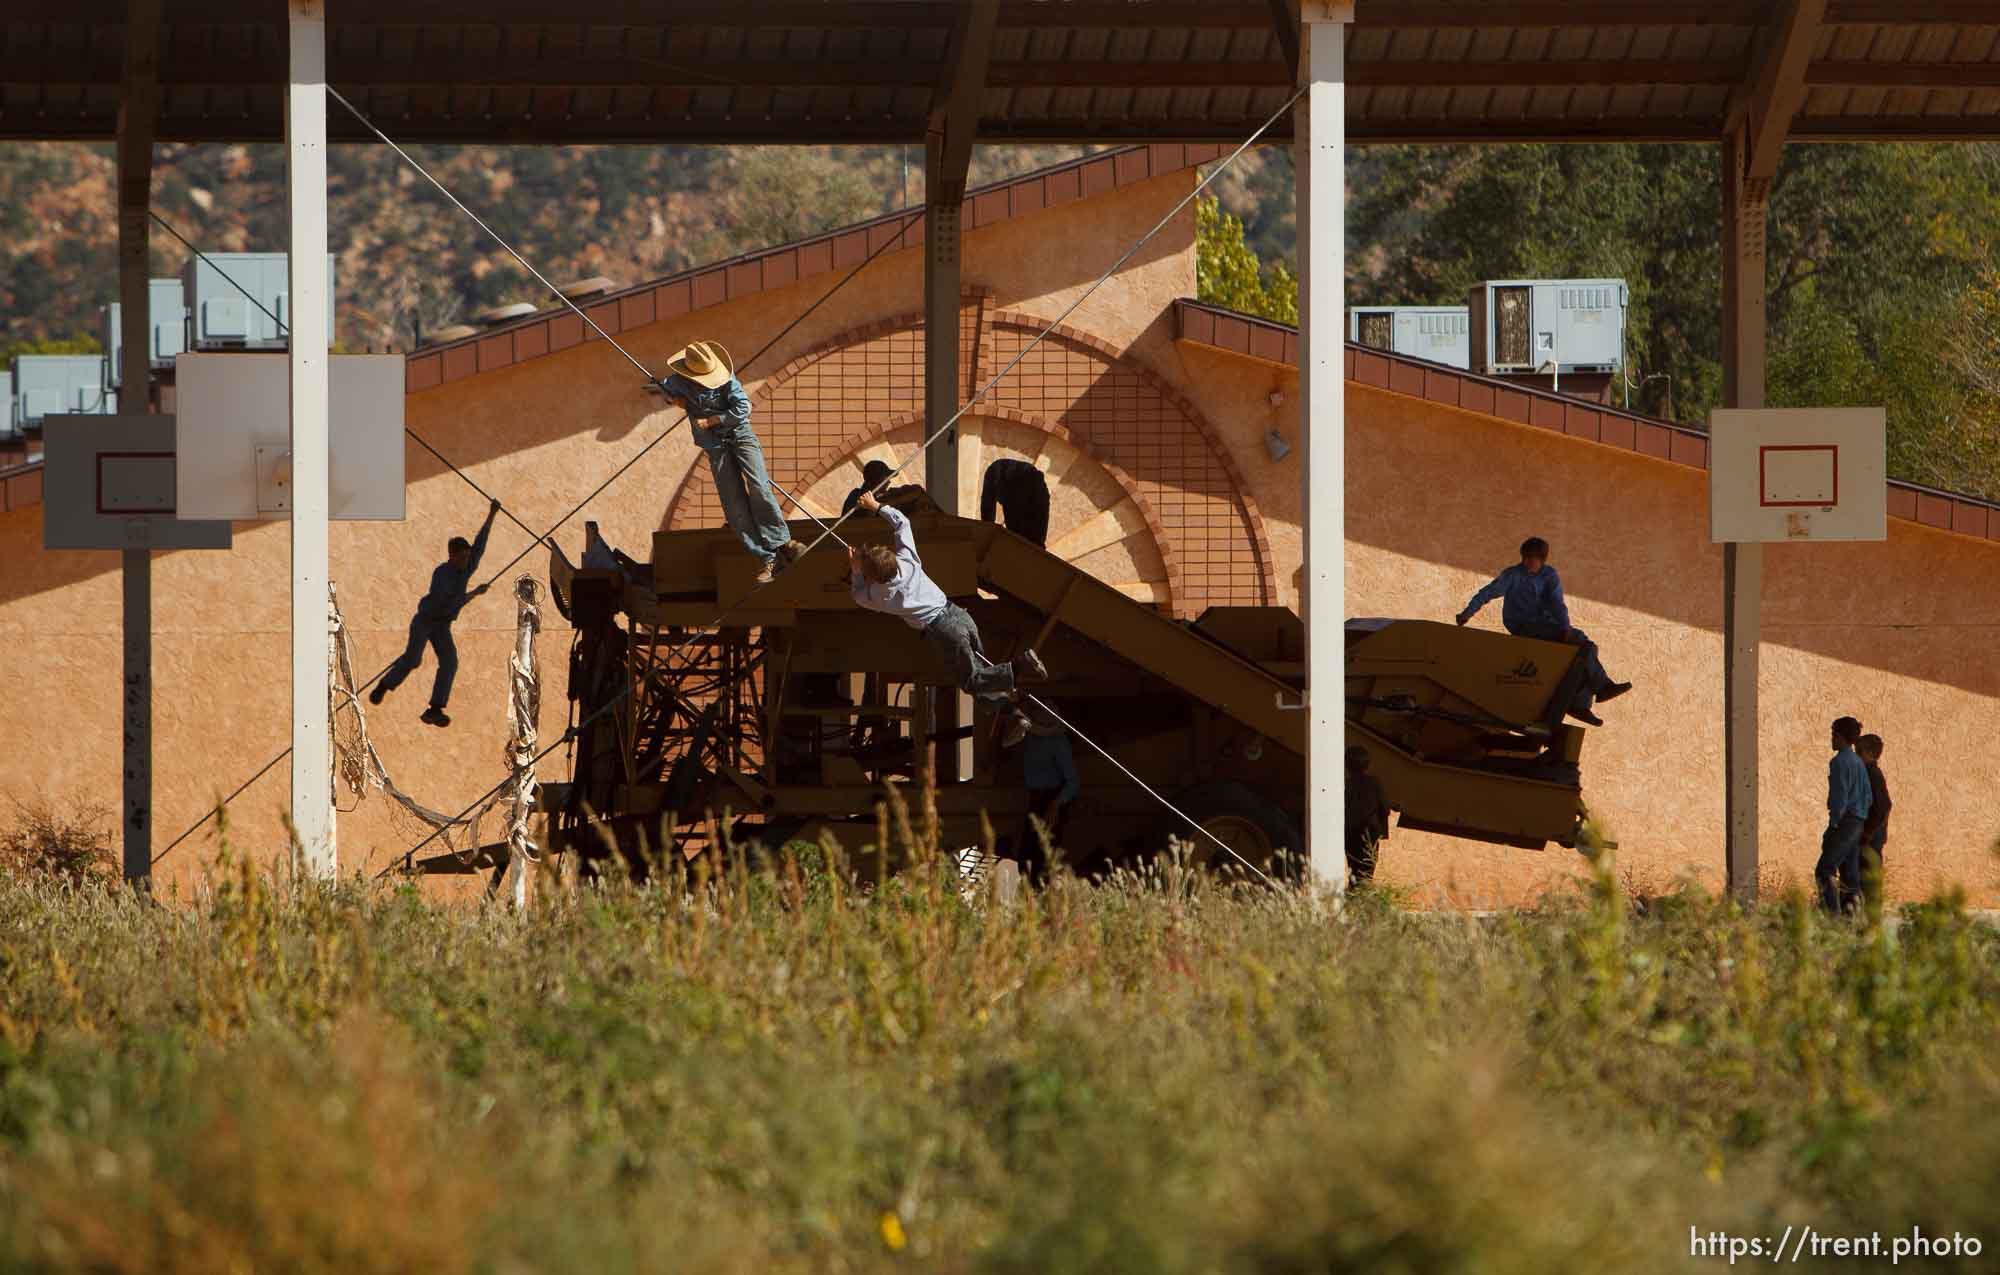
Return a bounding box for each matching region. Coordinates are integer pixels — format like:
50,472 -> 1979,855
1457,535 -> 1632,726
1817,715 -> 1873,914
372,498 -> 500,727
1013,700 -> 1080,886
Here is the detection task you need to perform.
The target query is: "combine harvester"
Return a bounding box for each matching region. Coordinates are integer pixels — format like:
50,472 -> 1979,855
418,494 -> 1601,886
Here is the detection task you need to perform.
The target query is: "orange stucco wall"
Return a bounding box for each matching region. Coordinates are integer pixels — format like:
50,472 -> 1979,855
1330,384 -> 2000,907
0,170 -> 1218,892
4,158 -> 1996,908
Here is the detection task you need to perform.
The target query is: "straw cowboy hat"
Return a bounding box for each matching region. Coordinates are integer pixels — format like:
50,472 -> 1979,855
667,339 -> 734,388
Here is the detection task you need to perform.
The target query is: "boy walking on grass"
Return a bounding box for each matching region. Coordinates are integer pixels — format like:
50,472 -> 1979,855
1855,733 -> 1893,911
1816,716 -> 1872,914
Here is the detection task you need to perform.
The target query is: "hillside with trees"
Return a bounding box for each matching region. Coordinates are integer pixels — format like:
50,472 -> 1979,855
5,138 -> 1999,497
1207,143 -> 2000,501
0,141 -> 1096,362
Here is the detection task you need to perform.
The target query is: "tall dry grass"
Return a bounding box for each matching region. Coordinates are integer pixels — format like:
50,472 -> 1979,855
0,816 -> 1996,1272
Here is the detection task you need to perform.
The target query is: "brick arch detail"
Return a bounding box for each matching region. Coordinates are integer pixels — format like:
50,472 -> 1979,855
667,299 -> 1275,612
662,292 -> 983,532
985,309 -> 1279,607
793,407 -> 1187,614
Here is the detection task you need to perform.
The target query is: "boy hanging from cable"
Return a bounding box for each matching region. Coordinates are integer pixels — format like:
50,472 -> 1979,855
372,497 -> 500,728
654,339 -> 804,583
848,487 -> 1050,749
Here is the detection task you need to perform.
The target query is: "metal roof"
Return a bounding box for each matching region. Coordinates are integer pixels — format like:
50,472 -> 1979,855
6,1 -> 1999,146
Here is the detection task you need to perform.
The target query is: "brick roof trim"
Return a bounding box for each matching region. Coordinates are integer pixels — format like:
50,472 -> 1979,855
1173,298 -> 2000,544
1,457 -> 42,515
402,142 -> 1227,397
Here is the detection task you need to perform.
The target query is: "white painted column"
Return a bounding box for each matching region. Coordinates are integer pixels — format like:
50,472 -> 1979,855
288,0 -> 334,880
1297,4 -> 1351,890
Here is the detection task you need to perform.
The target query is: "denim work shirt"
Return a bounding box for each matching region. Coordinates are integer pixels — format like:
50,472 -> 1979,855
850,505 -> 950,629
415,518 -> 492,623
1022,731 -> 1080,803
1828,748 -> 1873,824
660,373 -> 752,436
1462,564 -> 1571,637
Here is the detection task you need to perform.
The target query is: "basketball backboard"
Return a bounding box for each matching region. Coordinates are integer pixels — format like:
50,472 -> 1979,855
1709,407 -> 1886,543
41,414 -> 232,550
173,352 -> 405,521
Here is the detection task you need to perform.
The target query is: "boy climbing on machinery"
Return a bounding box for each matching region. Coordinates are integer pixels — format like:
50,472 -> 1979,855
655,338 -> 804,583
848,488 -> 1050,749
372,497 -> 500,728
1456,535 -> 1632,726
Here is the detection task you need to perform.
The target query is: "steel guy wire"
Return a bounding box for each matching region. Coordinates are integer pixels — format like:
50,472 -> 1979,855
149,173 -> 918,869
1014,687 -> 1278,887
385,87 -> 1306,877
327,85 -> 659,384
147,208 -> 547,545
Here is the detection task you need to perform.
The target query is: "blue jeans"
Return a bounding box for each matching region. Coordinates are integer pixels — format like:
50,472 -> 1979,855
1516,622 -> 1609,711
696,423 -> 793,564
379,615 -> 458,708
1816,816 -> 1865,914
922,604 -> 1016,711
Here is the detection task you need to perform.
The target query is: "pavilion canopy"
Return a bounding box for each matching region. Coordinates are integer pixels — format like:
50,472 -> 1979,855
4,1 -> 1998,147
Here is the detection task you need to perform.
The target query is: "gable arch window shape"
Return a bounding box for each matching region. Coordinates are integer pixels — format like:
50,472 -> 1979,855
661,308 -> 1277,617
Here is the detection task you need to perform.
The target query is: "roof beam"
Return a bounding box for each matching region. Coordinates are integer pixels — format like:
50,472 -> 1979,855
1726,0 -> 1826,186
928,0 -> 998,204
1346,115 -> 1723,143
1353,1 -> 1763,26
16,56 -> 1303,91
53,0 -> 960,22
1824,0 -> 2000,20
50,0 -> 1276,26
1809,61 -> 2000,89
31,108 -> 2000,147
29,53 -> 2000,96
1346,58 -> 1739,87
1791,114 -> 2000,141
1267,0 -> 1301,71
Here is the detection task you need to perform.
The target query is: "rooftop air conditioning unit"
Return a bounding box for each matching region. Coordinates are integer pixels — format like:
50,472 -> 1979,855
1349,305 -> 1470,370
102,277 -> 191,388
11,355 -> 116,431
182,252 -> 336,351
1467,278 -> 1627,376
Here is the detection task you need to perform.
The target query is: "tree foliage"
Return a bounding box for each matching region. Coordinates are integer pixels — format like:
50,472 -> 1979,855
1338,140 -> 2000,499
1195,195 -> 1297,323
1,334 -> 101,372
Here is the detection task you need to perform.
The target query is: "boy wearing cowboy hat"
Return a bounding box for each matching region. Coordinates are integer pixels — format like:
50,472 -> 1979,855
657,339 -> 801,583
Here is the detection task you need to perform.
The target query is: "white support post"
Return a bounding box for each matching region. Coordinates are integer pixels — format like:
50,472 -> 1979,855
288,0 -> 334,880
1721,126 -> 1768,903
1297,3 -> 1351,891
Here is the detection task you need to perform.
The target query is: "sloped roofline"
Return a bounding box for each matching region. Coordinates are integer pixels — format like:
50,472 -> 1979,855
403,142 -> 1226,396
1172,298 -> 2000,545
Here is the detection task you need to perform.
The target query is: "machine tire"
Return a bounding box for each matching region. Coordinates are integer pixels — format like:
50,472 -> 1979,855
1153,782 -> 1305,883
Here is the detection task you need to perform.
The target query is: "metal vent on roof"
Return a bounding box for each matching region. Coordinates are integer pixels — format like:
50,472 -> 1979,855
558,277 -> 620,301
474,302 -> 538,325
